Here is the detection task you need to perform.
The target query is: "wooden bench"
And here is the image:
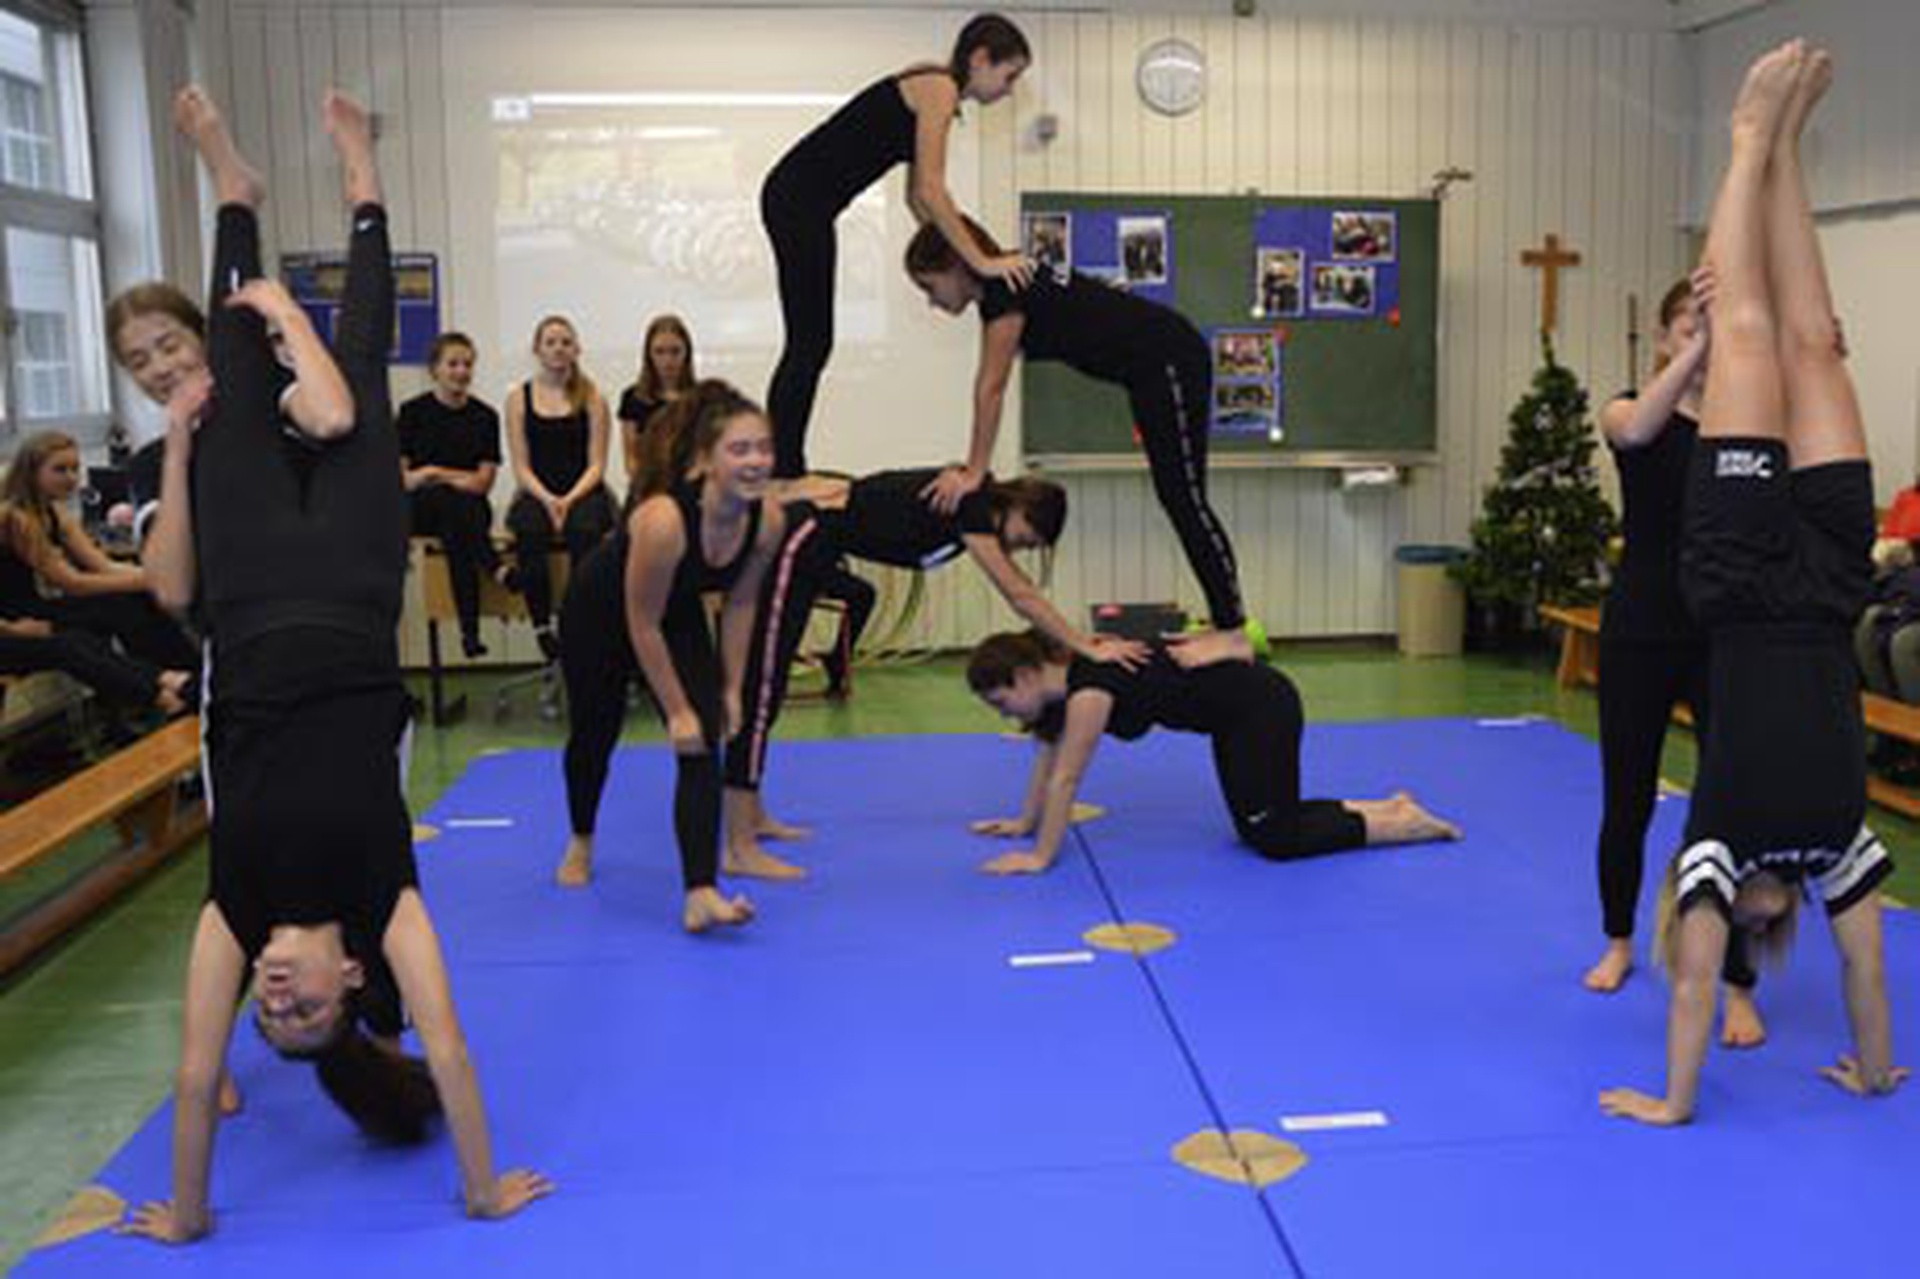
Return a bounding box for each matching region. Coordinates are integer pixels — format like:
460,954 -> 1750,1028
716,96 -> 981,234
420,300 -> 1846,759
1539,602 -> 1920,817
0,716 -> 207,978
412,538 -> 569,725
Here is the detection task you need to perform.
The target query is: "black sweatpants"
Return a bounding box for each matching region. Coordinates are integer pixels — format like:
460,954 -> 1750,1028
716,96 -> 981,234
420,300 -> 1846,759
762,196 -> 835,480
559,541 -> 724,890
1204,663 -> 1366,859
44,592 -> 198,672
0,624 -> 160,707
196,203 -> 403,631
1128,339 -> 1245,630
410,486 -> 499,644
506,488 -> 615,632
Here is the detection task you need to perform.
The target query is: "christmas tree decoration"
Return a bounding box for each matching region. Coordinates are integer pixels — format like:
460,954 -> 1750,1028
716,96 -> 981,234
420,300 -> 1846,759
1455,335 -> 1618,628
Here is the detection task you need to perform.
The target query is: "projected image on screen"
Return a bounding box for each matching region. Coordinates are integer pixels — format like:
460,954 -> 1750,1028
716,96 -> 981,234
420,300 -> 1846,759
490,95 -> 888,396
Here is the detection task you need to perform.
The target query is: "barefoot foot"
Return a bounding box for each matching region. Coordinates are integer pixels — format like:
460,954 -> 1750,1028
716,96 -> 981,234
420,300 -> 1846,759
1780,46 -> 1833,144
1386,791 -> 1462,844
723,837 -> 808,881
683,886 -> 755,933
755,812 -> 813,843
173,86 -> 265,208
1730,40 -> 1806,150
555,835 -> 593,888
1584,940 -> 1635,993
1721,985 -> 1767,1049
1168,627 -> 1253,669
218,1072 -> 243,1118
322,89 -> 382,208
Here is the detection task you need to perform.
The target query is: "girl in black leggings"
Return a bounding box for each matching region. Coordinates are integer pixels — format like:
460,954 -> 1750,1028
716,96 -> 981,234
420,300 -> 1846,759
118,86 -> 547,1243
962,631 -> 1458,876
910,217 -> 1253,665
1602,43 -> 1902,1128
762,13 -> 1031,478
720,469 -> 1150,877
1587,273 -> 1764,1047
554,380 -> 784,934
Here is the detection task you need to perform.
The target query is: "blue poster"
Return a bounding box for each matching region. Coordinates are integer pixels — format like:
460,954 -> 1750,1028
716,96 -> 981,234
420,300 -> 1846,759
1068,208 -> 1176,308
282,251 -> 441,365
1208,327 -> 1285,443
1253,207 -> 1400,320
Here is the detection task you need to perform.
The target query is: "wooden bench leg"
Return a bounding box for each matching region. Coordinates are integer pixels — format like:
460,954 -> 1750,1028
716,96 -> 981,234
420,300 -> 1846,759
425,620 -> 468,727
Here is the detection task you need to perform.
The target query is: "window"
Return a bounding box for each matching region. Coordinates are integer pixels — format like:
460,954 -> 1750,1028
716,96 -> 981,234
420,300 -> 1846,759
0,2 -> 102,451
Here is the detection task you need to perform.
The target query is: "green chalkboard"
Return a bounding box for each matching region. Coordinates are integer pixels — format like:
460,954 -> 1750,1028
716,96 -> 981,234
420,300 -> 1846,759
1018,193 -> 1438,465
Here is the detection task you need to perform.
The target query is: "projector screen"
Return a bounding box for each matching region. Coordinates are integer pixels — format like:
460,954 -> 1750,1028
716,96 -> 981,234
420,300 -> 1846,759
440,8 -> 994,485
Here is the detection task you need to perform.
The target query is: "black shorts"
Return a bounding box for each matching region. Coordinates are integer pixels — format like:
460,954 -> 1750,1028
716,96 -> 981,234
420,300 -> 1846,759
1685,625 -> 1867,859
1675,828 -> 1892,920
1680,438 -> 1873,629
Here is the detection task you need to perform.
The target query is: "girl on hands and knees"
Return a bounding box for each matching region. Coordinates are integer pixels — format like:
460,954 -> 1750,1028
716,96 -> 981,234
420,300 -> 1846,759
963,630 -> 1458,876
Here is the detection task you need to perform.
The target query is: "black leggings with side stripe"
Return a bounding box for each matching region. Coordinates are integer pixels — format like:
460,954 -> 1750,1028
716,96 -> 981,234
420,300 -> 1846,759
1127,336 -> 1245,630
724,503 -> 837,791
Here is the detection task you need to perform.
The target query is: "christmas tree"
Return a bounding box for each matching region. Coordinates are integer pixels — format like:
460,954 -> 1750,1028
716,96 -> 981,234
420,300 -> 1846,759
1455,335 -> 1618,620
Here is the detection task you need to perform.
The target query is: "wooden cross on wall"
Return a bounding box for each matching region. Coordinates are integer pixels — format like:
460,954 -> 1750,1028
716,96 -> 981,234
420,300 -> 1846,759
1521,233 -> 1582,334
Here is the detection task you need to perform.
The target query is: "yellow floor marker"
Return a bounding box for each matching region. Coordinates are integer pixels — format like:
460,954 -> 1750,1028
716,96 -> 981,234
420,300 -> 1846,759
412,822 -> 441,844
1070,802 -> 1107,825
1083,921 -> 1177,957
34,1185 -> 125,1248
1171,1129 -> 1308,1189
1884,894 -> 1910,913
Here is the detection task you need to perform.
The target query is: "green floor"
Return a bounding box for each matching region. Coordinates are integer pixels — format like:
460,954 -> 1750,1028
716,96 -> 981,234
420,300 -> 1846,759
4,645 -> 1918,1272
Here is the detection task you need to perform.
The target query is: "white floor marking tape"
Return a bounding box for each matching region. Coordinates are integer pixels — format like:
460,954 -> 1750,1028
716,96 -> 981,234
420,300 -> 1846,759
1279,1111 -> 1390,1133
1007,950 -> 1096,969
1475,715 -> 1543,728
445,817 -> 515,830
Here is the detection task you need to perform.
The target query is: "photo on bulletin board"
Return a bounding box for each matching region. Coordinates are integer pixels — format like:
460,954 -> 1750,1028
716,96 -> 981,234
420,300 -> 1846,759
1312,262 -> 1377,316
1119,215 -> 1169,286
1213,380 -> 1278,434
1022,211 -> 1072,274
1330,210 -> 1397,263
1213,329 -> 1277,381
1081,264 -> 1127,290
1253,247 -> 1304,318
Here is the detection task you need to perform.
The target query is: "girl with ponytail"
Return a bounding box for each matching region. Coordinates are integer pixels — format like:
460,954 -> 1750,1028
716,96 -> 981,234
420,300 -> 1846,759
554,380 -> 787,933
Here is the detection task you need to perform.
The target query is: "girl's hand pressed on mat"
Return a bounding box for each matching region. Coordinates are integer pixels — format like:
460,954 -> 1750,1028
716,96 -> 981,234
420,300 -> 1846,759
1598,1087 -> 1687,1126
467,1169 -> 556,1221
117,1200 -> 210,1245
1819,1055 -> 1911,1098
981,850 -> 1053,876
970,816 -> 1034,838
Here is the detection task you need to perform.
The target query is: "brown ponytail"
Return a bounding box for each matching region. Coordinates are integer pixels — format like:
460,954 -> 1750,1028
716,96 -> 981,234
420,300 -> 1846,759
634,378 -> 765,500
905,215 -> 1005,280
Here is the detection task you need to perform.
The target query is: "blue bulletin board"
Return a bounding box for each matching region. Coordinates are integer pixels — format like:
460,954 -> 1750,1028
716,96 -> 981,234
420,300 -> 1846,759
281,251 -> 441,366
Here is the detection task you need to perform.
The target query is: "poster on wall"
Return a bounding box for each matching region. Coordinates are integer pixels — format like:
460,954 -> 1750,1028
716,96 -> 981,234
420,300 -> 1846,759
1252,247 -> 1304,318
1209,327 -> 1285,442
1022,211 -> 1072,274
1067,208 -> 1177,306
282,251 -> 441,365
1253,206 -> 1401,320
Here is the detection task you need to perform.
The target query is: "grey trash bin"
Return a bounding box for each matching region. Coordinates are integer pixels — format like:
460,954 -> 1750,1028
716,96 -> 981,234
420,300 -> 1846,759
1394,545 -> 1469,657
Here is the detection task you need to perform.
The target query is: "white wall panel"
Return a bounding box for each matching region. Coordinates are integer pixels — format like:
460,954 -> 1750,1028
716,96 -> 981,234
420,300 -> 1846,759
188,5 -> 1694,654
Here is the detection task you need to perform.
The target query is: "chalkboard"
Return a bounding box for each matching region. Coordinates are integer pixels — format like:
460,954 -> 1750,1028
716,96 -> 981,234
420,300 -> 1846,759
1017,194 -> 1438,466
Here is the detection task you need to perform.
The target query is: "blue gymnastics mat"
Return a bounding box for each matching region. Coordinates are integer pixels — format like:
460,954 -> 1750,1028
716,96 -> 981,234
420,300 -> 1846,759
17,721 -> 1919,1278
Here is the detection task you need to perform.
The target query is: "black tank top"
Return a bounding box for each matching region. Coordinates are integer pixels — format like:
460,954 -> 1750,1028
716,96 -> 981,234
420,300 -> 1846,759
765,70 -> 933,216
667,482 -> 762,607
1604,392 -> 1699,641
0,507 -> 56,617
524,383 -> 592,495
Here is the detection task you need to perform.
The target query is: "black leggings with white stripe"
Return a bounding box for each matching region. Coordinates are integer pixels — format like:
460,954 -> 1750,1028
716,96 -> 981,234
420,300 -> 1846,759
1127,339 -> 1245,630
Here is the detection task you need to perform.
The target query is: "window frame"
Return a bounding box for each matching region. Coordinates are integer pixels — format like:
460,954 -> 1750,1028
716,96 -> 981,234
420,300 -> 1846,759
0,0 -> 105,454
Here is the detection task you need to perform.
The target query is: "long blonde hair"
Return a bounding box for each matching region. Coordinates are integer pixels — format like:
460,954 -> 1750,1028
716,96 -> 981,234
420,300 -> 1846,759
1652,856 -> 1799,976
531,315 -> 596,415
0,430 -> 77,518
